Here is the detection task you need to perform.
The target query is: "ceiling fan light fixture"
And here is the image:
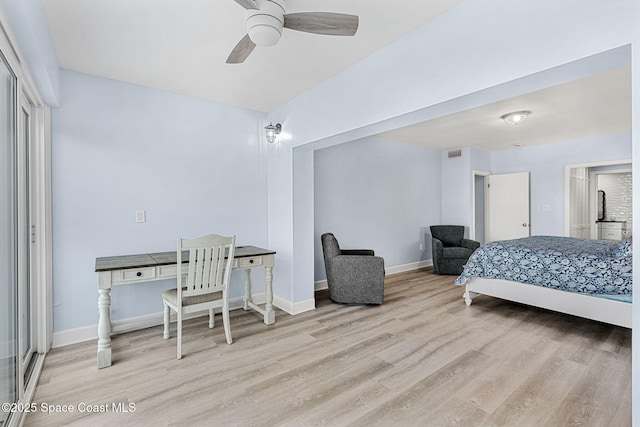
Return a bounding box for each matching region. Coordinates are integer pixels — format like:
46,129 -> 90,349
501,110 -> 531,125
228,0 -> 359,64
245,0 -> 285,47
247,24 -> 282,46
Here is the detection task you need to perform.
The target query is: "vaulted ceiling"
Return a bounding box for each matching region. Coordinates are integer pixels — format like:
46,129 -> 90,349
41,1 -> 631,151
41,0 -> 464,112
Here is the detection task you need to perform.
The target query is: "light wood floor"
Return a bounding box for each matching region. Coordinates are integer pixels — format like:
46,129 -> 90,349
26,268 -> 631,426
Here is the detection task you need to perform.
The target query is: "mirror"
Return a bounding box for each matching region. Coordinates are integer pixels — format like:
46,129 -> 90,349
597,190 -> 606,221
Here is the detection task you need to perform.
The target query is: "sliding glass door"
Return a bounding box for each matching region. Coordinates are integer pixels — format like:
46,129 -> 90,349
0,51 -> 17,427
0,11 -> 51,427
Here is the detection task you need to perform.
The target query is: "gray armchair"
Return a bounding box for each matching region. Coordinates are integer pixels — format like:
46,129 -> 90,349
430,225 -> 480,275
321,233 -> 385,305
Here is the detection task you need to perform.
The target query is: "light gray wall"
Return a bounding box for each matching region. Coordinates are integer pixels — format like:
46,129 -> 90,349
0,0 -> 59,105
491,132 -> 631,236
51,70 -> 267,332
440,147 -> 491,235
314,136 -> 440,281
440,150 -> 470,228
312,130 -> 632,285
266,0 -> 640,312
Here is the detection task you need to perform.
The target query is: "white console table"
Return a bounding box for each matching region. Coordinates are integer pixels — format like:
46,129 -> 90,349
95,245 -> 275,369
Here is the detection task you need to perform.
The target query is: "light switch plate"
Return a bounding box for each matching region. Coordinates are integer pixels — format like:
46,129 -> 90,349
543,204 -> 552,212
135,210 -> 146,223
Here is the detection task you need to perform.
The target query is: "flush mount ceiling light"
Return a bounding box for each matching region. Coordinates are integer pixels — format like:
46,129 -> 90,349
265,122 -> 282,143
501,110 -> 531,125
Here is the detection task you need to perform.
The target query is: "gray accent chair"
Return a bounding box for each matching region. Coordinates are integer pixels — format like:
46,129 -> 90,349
321,233 -> 385,305
430,225 -> 480,275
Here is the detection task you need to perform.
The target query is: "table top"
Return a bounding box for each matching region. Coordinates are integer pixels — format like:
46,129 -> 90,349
95,245 -> 275,272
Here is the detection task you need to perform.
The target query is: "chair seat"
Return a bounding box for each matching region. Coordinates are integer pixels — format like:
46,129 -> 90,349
442,247 -> 474,259
162,288 -> 223,307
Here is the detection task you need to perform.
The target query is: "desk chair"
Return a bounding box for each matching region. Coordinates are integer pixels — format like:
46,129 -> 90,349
162,233 -> 236,359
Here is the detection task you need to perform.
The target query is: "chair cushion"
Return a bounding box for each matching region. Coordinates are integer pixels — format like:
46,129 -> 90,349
162,288 -> 223,306
442,247 -> 474,259
431,226 -> 464,247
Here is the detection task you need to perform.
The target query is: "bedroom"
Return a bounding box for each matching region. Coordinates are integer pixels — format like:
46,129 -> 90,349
1,0 -> 639,426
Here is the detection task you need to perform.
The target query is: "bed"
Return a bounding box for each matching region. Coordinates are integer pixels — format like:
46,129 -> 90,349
454,235 -> 632,328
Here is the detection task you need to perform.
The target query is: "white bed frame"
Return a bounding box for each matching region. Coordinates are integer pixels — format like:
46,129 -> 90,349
463,277 -> 632,328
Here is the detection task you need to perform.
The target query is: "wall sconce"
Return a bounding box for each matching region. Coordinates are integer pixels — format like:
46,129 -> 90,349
501,111 -> 531,125
265,123 -> 282,143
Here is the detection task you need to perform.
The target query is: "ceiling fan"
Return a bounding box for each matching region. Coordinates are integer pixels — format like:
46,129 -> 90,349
227,0 -> 359,64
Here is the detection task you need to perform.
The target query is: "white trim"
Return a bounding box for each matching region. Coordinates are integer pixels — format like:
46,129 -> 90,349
273,295 -> 316,315
41,105 -> 53,351
471,170 -> 490,243
53,293 -> 267,348
385,259 -> 433,275
314,280 -> 328,291
314,259 -> 433,291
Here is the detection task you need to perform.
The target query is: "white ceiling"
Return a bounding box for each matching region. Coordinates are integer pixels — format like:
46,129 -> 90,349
40,1 -> 631,151
380,66 -> 632,151
41,0 -> 464,112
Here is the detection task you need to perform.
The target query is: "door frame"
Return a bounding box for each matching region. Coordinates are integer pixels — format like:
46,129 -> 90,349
563,159 -> 632,237
471,170 -> 490,243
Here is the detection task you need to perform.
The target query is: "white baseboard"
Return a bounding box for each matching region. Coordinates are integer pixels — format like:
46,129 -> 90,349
314,280 -> 328,291
385,259 -> 433,275
52,293 -> 265,349
315,259 -> 432,291
53,260 -> 432,349
273,295 -> 316,315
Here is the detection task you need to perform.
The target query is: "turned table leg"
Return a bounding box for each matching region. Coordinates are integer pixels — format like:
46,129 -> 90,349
264,266 -> 275,325
243,269 -> 253,310
97,286 -> 112,369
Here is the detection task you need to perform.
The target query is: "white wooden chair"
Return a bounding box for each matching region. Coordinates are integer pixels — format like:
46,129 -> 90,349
162,233 -> 236,359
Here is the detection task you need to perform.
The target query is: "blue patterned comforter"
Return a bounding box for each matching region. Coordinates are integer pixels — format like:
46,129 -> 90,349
454,236 -> 632,299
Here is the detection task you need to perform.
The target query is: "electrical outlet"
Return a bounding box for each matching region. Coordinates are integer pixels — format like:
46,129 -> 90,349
419,243 -> 424,251
135,210 -> 146,223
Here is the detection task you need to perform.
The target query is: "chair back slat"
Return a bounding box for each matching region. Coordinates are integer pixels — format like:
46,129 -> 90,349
178,234 -> 236,297
211,246 -> 225,287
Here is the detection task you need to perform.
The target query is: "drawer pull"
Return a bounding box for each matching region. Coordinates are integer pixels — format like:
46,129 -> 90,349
249,259 -> 254,264
136,271 -> 142,277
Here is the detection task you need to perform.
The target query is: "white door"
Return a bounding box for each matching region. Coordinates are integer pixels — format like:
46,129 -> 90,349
486,172 -> 530,242
569,167 -> 591,239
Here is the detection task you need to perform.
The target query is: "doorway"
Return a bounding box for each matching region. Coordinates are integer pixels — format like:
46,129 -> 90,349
565,160 -> 632,239
472,170 -> 489,244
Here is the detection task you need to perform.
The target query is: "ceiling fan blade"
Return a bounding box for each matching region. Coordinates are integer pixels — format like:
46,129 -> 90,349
233,0 -> 259,10
284,12 -> 359,36
226,34 -> 256,64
